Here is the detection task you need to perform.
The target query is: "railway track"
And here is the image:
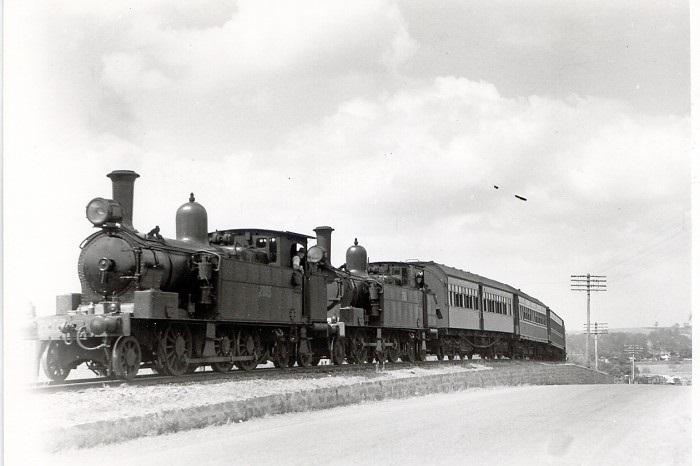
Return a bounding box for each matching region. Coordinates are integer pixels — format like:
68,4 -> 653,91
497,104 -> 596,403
30,358 -> 535,394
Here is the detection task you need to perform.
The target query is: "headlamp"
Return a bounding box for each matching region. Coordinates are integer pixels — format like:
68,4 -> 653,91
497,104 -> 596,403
86,197 -> 123,226
306,245 -> 326,264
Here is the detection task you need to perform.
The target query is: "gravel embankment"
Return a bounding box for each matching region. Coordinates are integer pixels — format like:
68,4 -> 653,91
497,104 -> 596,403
20,362 -> 611,452
32,364 -> 490,430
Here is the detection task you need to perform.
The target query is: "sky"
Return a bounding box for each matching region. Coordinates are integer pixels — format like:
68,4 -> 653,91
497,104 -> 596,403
3,0 -> 692,331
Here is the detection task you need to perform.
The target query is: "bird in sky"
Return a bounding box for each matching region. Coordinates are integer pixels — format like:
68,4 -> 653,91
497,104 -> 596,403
493,184 -> 527,201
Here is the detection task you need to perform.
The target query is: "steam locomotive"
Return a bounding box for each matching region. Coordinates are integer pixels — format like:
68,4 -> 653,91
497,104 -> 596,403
30,170 -> 565,381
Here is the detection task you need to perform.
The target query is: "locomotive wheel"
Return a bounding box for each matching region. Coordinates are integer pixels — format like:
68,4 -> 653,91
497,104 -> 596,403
112,336 -> 142,380
235,330 -> 260,371
386,337 -> 401,363
272,342 -> 292,368
41,341 -> 71,381
212,328 -> 235,373
348,334 -> 367,364
151,330 -> 168,375
162,324 -> 192,376
330,337 -> 345,365
296,339 -> 314,367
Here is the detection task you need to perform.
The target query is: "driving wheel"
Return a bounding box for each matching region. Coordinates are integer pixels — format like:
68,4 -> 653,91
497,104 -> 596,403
112,335 -> 142,380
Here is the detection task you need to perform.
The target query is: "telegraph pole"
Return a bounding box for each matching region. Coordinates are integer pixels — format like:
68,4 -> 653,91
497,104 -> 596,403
583,322 -> 608,371
624,344 -> 644,383
572,274 -> 607,368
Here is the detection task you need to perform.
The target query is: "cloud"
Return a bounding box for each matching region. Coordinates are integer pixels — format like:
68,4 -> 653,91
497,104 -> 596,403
4,2 -> 689,330
26,1 -> 415,157
275,77 -> 689,222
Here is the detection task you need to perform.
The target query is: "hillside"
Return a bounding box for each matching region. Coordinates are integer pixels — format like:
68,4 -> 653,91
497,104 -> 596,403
566,327 -> 691,359
568,324 -> 691,337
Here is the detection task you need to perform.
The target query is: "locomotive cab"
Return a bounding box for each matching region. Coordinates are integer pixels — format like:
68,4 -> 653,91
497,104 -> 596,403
209,228 -> 312,269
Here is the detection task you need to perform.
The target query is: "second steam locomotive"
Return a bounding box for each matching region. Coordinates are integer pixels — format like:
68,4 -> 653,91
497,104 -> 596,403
30,170 -> 565,381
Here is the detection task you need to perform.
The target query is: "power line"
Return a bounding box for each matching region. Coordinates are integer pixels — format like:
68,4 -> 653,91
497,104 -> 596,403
606,244 -> 690,284
599,226 -> 688,274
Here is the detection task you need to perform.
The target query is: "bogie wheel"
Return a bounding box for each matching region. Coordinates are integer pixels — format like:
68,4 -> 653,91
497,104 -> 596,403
415,341 -> 427,361
212,328 -> 235,373
331,337 -> 346,365
403,340 -> 416,363
296,339 -> 314,367
235,330 -> 260,371
41,341 -> 71,381
287,344 -> 297,367
374,349 -> 386,364
161,324 -> 193,376
435,344 -> 445,361
112,335 -> 142,380
272,342 -> 292,368
386,337 -> 401,363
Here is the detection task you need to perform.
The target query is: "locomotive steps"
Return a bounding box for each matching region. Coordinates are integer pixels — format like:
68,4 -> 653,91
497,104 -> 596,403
35,362 -> 611,452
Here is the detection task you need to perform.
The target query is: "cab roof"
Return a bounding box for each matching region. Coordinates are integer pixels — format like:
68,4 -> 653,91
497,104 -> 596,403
210,228 -> 314,241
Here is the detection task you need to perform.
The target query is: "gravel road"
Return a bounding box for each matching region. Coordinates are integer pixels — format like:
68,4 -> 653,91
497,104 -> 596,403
22,384 -> 691,466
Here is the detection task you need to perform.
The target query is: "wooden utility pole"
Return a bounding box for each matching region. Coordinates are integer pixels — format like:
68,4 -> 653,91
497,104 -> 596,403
572,274 -> 607,368
584,322 -> 608,371
625,344 -> 644,382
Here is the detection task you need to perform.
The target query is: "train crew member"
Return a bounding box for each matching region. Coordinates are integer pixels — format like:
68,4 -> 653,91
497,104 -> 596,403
293,247 -> 306,273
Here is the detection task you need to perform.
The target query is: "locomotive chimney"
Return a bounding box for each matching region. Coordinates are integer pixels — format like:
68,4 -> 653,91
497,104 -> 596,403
107,170 -> 140,230
314,226 -> 334,265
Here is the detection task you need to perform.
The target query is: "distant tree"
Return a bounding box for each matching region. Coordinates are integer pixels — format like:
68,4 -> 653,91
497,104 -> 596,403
648,328 -> 691,358
566,328 -> 691,362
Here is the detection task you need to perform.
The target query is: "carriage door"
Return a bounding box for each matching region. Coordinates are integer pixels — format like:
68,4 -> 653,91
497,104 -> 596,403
478,285 -> 485,331
424,290 -> 438,328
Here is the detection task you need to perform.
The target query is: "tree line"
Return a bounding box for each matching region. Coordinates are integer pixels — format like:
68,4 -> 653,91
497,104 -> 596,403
565,326 -> 691,377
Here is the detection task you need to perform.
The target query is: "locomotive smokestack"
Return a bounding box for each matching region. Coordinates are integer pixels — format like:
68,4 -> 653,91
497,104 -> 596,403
107,170 -> 140,230
314,226 -> 334,265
